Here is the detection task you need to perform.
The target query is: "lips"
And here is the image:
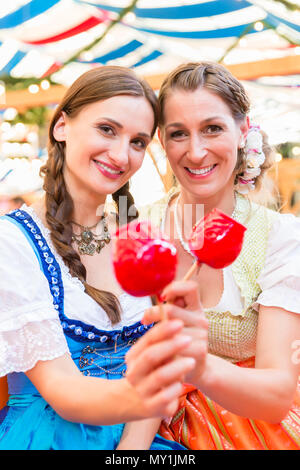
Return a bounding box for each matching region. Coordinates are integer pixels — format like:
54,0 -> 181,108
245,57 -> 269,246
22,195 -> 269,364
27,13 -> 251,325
184,164 -> 217,177
93,159 -> 125,179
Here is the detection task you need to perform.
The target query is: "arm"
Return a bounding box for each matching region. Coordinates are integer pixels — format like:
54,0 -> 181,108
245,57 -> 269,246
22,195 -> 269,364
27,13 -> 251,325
26,319 -> 195,425
144,282 -> 300,423
116,418 -> 161,450
194,305 -> 300,423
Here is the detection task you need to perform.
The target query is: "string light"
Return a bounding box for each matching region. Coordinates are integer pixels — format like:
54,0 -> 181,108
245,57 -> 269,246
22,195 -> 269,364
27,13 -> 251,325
0,81 -> 5,105
123,12 -> 136,23
28,84 -> 39,94
40,80 -> 50,90
292,146 -> 300,157
254,21 -> 264,31
3,108 -> 18,121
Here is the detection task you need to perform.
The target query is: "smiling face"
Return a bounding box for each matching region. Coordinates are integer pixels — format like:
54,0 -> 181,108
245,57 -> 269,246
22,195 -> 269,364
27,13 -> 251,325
53,94 -> 154,203
159,87 -> 248,202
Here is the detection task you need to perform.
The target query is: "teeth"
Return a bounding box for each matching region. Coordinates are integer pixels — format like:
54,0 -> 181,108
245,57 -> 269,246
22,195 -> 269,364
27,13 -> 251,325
187,164 -> 215,175
95,161 -> 122,174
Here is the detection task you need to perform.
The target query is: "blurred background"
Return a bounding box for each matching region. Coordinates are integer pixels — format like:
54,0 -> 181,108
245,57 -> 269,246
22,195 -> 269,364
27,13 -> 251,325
0,0 -> 299,214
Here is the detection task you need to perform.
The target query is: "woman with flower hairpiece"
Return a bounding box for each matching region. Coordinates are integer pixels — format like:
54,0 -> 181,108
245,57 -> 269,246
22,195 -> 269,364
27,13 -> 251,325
141,62 -> 300,450
0,66 -> 205,450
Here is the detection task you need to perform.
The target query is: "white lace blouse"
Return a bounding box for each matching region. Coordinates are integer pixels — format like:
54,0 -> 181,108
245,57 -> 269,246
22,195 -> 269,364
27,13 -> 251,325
0,205 -> 299,375
208,212 -> 300,316
0,206 -> 152,377
160,208 -> 300,316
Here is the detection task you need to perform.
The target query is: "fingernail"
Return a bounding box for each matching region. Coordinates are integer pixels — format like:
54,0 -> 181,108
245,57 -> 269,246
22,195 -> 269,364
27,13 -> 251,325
175,335 -> 191,346
157,293 -> 166,303
185,358 -> 196,367
169,319 -> 183,331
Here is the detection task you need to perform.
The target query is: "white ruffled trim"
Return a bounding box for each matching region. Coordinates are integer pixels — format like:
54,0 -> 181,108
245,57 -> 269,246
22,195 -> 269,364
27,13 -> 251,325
254,282 -> 300,315
22,205 -> 85,292
0,304 -> 60,332
0,317 -> 70,377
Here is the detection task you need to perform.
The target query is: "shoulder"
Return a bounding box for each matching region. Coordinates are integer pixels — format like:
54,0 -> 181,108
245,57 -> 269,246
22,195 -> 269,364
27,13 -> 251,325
266,211 -> 300,262
0,213 -> 37,259
138,187 -> 179,227
0,211 -> 57,313
138,197 -> 166,226
247,200 -> 299,254
256,210 -> 300,312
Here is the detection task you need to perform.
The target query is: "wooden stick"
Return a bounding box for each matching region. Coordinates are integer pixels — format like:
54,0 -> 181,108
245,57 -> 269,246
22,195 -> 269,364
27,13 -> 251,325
154,262 -> 201,322
183,261 -> 200,281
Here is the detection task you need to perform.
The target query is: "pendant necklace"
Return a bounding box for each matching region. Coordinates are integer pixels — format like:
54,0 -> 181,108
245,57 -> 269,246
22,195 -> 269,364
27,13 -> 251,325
71,214 -> 111,256
174,195 -> 198,261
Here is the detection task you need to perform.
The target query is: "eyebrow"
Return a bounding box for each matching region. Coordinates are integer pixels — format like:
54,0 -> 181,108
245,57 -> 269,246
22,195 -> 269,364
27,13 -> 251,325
101,117 -> 151,140
165,116 -> 225,130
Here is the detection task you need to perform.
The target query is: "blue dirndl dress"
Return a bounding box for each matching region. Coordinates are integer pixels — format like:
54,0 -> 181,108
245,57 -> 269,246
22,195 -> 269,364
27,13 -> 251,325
0,209 -> 185,450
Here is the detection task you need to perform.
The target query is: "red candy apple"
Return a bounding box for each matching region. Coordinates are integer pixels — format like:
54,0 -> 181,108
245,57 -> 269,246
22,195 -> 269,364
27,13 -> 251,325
112,220 -> 177,297
188,209 -> 246,269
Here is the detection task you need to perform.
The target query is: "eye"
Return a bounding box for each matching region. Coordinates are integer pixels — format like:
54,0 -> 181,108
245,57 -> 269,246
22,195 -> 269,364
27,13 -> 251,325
205,125 -> 223,134
131,138 -> 147,150
98,125 -> 114,135
169,130 -> 187,140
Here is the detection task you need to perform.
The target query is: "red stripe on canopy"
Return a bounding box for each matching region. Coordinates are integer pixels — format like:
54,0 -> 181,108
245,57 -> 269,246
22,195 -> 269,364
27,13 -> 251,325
41,61 -> 62,78
24,14 -> 108,45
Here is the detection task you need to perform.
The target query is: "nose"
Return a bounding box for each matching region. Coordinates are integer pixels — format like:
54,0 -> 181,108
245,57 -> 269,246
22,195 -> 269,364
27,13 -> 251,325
109,137 -> 129,169
187,134 -> 208,163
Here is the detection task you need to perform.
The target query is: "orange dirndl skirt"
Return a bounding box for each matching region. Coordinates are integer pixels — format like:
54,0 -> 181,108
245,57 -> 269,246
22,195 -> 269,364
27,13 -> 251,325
159,358 -> 300,450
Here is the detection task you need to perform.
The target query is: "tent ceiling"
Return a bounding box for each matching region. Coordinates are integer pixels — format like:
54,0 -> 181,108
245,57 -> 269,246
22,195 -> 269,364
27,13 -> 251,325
0,0 -> 299,199
0,0 -> 298,84
0,0 -> 299,146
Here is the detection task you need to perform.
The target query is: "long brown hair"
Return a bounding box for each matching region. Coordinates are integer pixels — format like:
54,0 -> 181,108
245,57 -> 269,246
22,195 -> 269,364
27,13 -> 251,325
40,66 -> 159,324
158,62 -> 275,201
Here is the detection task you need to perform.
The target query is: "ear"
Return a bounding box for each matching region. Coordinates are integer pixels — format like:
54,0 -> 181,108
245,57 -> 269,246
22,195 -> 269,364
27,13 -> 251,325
53,111 -> 68,142
239,117 -> 250,148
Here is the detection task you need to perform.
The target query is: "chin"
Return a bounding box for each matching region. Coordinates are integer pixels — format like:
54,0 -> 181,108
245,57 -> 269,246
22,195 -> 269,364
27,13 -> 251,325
91,176 -> 125,195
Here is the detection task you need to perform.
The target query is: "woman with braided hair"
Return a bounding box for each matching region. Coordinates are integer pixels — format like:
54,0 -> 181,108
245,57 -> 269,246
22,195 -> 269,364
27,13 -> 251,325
0,66 -> 205,450
141,62 -> 300,450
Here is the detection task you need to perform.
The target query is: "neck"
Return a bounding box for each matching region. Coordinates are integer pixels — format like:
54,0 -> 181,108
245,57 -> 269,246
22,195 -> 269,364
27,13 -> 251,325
63,172 -> 107,227
71,195 -> 107,227
179,187 -> 236,218
31,191 -> 107,230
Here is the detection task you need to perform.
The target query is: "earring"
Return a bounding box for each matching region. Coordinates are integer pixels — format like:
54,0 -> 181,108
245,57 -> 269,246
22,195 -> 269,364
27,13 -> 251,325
239,141 -> 245,149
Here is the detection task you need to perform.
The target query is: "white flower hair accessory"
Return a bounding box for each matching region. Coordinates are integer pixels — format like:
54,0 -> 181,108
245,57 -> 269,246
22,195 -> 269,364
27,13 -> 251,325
235,124 -> 265,194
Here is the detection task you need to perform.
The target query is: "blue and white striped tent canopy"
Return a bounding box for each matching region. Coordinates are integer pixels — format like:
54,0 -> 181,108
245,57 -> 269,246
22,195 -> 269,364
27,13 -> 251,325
0,0 -> 299,84
0,1 -> 299,200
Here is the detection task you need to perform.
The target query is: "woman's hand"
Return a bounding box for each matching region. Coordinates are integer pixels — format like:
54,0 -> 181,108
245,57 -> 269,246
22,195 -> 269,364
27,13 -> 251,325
142,280 -> 208,385
125,318 -> 196,419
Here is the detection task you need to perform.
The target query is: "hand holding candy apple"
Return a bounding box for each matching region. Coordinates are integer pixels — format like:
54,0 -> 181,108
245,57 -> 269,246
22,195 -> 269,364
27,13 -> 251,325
112,220 -> 178,303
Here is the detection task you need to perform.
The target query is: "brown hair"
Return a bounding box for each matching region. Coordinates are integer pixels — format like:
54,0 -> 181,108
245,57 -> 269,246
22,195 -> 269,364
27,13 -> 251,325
158,62 -> 275,200
41,66 -> 159,324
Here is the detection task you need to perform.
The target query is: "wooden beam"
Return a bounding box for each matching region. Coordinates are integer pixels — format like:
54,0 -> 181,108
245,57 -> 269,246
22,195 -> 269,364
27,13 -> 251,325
1,55 -> 299,110
1,84 -> 67,110
224,54 -> 300,81
145,55 -> 300,89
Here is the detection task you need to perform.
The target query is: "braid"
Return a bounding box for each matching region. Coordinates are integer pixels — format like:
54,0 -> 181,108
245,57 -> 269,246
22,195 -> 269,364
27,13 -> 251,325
39,65 -> 158,324
112,181 -> 139,226
159,61 -> 250,125
41,142 -> 86,280
40,142 -> 121,324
